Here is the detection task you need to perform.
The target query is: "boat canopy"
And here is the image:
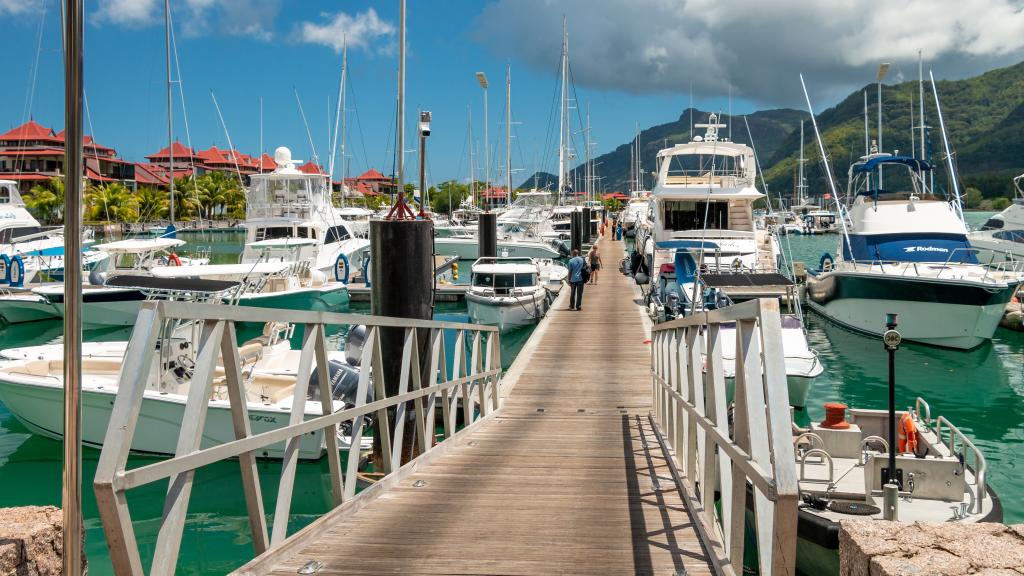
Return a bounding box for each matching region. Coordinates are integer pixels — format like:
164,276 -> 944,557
93,238 -> 186,254
151,262 -> 292,278
842,233 -> 978,264
104,274 -> 242,293
853,156 -> 932,174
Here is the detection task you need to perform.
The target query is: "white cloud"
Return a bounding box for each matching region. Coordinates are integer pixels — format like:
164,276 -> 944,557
0,0 -> 36,15
476,0 -> 1024,106
92,0 -> 279,40
93,0 -> 158,27
298,8 -> 396,54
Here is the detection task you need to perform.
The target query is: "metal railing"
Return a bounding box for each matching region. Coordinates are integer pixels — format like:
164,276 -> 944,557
651,298 -> 799,575
93,301 -> 501,575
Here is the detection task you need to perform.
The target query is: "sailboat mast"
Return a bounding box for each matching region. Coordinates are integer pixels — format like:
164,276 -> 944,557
584,103 -> 591,202
164,0 -> 174,224
798,120 -> 805,205
557,17 -> 567,203
396,0 -> 406,194
863,91 -> 869,156
468,104 -> 474,205
919,51 -> 926,160
340,42 -> 348,207
636,123 -> 642,191
506,64 -> 512,206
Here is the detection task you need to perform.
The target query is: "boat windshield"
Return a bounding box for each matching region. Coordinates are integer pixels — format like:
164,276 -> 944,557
662,200 -> 730,231
473,272 -> 537,287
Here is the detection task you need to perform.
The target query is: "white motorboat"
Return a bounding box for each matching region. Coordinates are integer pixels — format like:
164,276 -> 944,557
434,224 -> 564,261
241,147 -> 370,282
0,323 -> 372,459
790,120 -> 838,235
805,151 -> 1021,349
466,257 -> 566,332
636,113 -> 820,408
791,398 -> 998,574
336,206 -> 373,238
969,173 -> 1024,264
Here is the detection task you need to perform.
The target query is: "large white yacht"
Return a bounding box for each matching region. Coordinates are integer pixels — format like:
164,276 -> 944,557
240,147 -> 369,282
969,173 -> 1024,264
805,150 -> 1021,349
637,114 -> 821,408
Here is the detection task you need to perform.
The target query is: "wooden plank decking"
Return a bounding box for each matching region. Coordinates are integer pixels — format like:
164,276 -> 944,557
255,237 -> 716,575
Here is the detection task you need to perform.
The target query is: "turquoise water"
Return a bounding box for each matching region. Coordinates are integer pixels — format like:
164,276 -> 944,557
0,229 -> 537,574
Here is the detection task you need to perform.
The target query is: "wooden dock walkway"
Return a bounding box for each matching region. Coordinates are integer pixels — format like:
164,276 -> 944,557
248,237 -> 716,575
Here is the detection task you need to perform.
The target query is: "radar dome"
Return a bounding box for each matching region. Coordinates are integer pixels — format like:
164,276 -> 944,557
274,147 -> 293,167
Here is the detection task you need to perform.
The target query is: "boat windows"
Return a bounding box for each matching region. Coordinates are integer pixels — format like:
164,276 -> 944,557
257,226 -> 294,240
665,153 -> 744,184
0,187 -> 10,204
473,273 -> 494,287
515,273 -> 537,287
992,230 -> 1024,244
662,200 -> 729,231
981,218 -> 1005,231
324,225 -> 351,243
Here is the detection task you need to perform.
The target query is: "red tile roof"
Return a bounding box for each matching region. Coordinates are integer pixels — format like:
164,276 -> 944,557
0,172 -> 52,181
0,120 -> 60,143
54,131 -> 116,154
85,166 -> 117,182
356,168 -> 388,181
197,145 -> 232,165
134,162 -> 194,186
255,153 -> 277,171
146,141 -> 198,162
298,161 -> 326,175
480,187 -> 509,199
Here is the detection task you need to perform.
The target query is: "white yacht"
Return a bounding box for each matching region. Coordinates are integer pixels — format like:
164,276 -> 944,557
0,321 -> 371,459
790,120 -> 838,235
805,151 -> 1021,349
969,173 -> 1024,264
637,114 -> 821,408
466,257 -> 566,332
241,147 -> 369,282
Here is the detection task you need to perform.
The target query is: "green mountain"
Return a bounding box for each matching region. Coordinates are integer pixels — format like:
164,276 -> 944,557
525,60 -> 1024,202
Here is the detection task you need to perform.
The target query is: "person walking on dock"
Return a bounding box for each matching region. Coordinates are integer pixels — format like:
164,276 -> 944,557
567,249 -> 586,311
587,245 -> 602,285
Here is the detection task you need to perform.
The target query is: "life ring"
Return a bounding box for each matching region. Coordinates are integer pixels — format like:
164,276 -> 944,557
819,253 -> 834,272
898,412 -> 918,454
9,255 -> 24,288
334,253 -> 350,284
0,254 -> 10,286
168,252 -> 182,266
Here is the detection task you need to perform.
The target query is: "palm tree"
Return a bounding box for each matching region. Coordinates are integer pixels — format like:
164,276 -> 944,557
85,182 -> 139,223
25,177 -> 65,224
135,187 -> 169,222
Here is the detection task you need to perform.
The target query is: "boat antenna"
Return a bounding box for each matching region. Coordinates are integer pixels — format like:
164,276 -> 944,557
863,90 -> 869,156
800,74 -> 853,254
929,70 -> 965,222
876,63 -> 890,187
210,90 -> 245,187
293,86 -> 320,169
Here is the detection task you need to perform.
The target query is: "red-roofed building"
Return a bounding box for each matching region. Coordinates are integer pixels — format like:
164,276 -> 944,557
0,120 -> 134,191
298,161 -> 326,175
340,168 -> 396,197
480,186 -> 511,209
145,141 -> 200,165
255,153 -> 277,173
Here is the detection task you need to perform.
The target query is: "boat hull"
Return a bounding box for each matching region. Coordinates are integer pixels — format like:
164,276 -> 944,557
238,284 -> 350,314
805,271 -> 1017,349
0,296 -> 60,324
466,291 -> 548,332
0,377 -> 328,459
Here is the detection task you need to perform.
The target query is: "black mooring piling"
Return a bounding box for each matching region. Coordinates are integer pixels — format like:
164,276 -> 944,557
478,212 -> 497,259
570,211 -> 583,254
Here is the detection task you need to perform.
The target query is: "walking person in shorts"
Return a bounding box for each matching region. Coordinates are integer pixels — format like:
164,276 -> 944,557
587,244 -> 602,284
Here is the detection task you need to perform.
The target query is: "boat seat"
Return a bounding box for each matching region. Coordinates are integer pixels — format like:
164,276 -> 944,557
249,373 -> 297,404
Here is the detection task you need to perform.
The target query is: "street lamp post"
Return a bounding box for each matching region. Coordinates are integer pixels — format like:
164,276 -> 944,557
475,72 -> 488,208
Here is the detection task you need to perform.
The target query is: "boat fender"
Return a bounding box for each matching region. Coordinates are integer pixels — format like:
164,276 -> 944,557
0,254 -> 9,286
451,261 -> 459,282
634,272 -> 649,285
9,255 -> 24,288
898,412 -> 918,454
334,253 -> 350,284
344,325 -> 367,367
362,256 -> 371,287
819,253 -> 834,272
88,269 -> 107,286
168,252 -> 182,266
307,359 -> 370,406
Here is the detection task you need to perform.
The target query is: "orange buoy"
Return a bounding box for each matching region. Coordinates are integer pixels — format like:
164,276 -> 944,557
898,412 -> 918,453
820,402 -> 850,429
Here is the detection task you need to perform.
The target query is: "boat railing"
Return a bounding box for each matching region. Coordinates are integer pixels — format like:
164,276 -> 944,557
933,415 -> 987,514
650,298 -> 798,574
93,301 -> 502,574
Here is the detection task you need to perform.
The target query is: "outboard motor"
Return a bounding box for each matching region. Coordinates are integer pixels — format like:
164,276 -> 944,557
307,359 -> 372,406
344,325 -> 367,367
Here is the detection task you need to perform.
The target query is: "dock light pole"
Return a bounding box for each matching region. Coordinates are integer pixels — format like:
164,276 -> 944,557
475,72 -> 489,208
63,0 -> 85,573
882,313 -> 902,519
877,63 -> 890,188
418,111 -> 431,218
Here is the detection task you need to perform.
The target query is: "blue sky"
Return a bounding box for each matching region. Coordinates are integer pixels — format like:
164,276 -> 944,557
2,0 -> 1023,190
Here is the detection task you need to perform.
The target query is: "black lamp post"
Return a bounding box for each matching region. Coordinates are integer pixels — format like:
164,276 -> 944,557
883,313 -> 901,487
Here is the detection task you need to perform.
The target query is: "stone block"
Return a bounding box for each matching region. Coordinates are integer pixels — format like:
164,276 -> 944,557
0,506 -> 82,576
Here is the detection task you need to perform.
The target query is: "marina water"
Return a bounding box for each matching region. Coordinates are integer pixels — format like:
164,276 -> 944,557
0,222 -> 1021,573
